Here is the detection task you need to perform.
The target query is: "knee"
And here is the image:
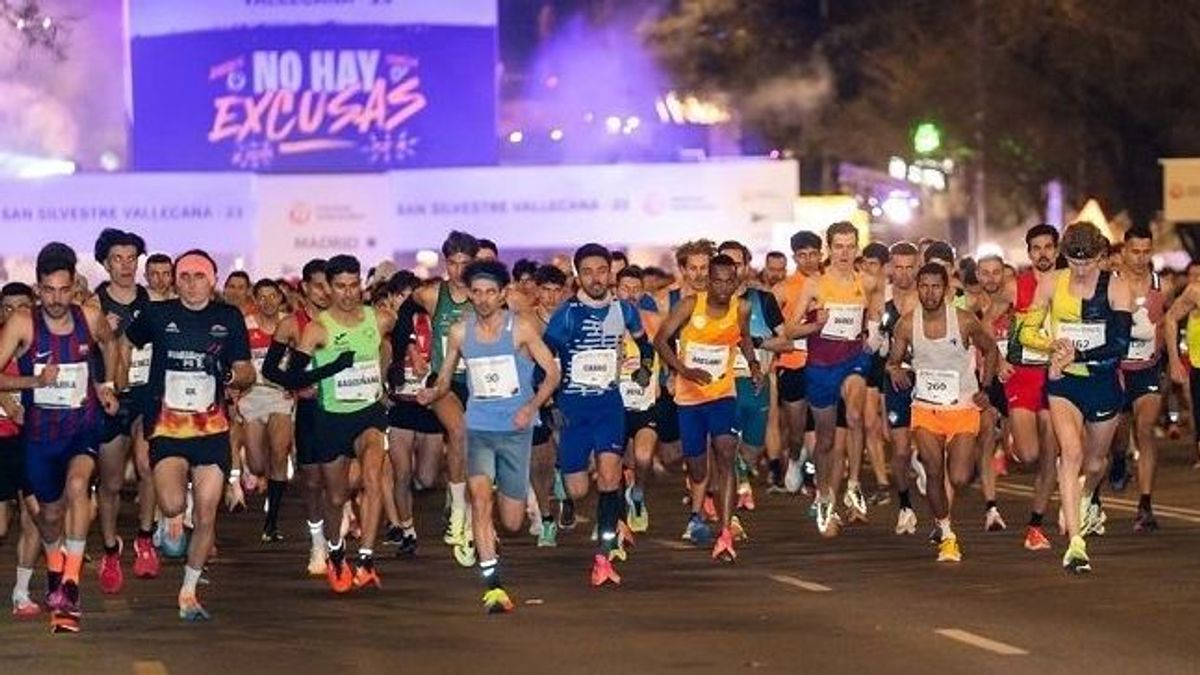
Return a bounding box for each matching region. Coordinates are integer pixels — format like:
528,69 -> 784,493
499,510 -> 523,533
158,493 -> 186,518
948,466 -> 972,489
65,475 -> 91,502
843,409 -> 864,431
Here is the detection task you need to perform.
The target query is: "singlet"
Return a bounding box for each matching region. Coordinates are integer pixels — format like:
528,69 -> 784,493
314,307 -> 383,415
1122,272 -> 1164,371
806,272 -> 866,367
0,360 -> 21,438
619,332 -> 659,412
676,292 -> 740,406
910,304 -> 978,410
544,296 -> 642,412
97,282 -> 153,390
394,312 -> 434,399
879,293 -> 913,365
1007,269 -> 1050,366
462,311 -> 535,431
18,305 -> 99,443
1186,309 -> 1200,369
1049,270 -> 1114,377
734,288 -> 775,378
774,272 -> 809,370
431,282 -> 470,381
245,313 -> 281,389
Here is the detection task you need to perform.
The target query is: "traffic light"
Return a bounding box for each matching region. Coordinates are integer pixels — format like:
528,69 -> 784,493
912,122 -> 942,155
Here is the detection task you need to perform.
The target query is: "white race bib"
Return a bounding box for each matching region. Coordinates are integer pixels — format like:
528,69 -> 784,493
395,367 -> 424,398
164,370 -> 216,413
570,348 -> 618,388
1021,346 -> 1050,364
733,349 -> 769,377
128,344 -> 153,387
619,380 -> 655,411
684,342 -> 730,382
1056,322 -> 1106,352
913,369 -> 960,406
442,336 -> 467,374
1127,339 -> 1155,362
33,362 -> 90,410
821,303 -> 864,341
334,360 -> 382,402
467,355 -> 520,400
792,337 -> 808,351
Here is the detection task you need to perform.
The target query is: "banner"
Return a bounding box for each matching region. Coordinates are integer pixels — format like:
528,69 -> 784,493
129,1 -> 497,172
1162,158 -> 1200,222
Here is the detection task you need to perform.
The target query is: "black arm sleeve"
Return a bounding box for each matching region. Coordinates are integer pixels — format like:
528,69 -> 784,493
634,332 -> 655,363
761,292 -> 785,333
268,349 -> 352,391
1076,311 -> 1132,364
261,341 -> 290,388
391,299 -> 419,356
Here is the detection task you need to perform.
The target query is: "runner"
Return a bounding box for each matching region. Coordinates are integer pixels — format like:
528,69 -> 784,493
974,254 -> 1014,532
222,271 -> 253,314
1020,222 -> 1132,573
886,262 -> 998,562
291,254 -> 396,591
89,228 -> 161,595
0,243 -> 120,632
1114,227 -> 1165,531
1169,262 -> 1200,467
879,242 -> 922,534
123,248 -> 254,619
531,264 -> 568,541
790,222 -> 884,535
860,242 -> 892,503
762,251 -> 788,288
418,260 -> 560,613
655,254 -> 760,561
144,253 -> 175,301
615,265 -> 660,534
239,279 -> 295,542
1005,224 -> 1062,551
543,244 -> 653,586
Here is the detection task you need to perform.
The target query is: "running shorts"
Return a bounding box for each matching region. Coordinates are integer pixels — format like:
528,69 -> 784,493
1005,365 -> 1048,413
1122,361 -> 1163,411
313,403 -> 389,464
804,352 -> 871,409
150,433 -> 229,475
25,432 -> 98,503
911,405 -> 981,439
678,397 -> 739,459
777,368 -> 806,404
467,429 -> 533,501
558,402 -> 625,474
1046,369 -> 1123,423
735,377 -> 769,448
237,386 -> 295,424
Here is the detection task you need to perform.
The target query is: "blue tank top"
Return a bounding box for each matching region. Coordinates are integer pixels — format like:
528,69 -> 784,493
19,305 -> 99,443
462,311 -> 535,432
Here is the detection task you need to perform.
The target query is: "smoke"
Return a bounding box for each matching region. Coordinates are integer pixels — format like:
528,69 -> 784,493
740,53 -> 835,128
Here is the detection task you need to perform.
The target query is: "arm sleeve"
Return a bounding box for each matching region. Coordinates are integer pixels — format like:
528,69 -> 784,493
1076,311 -> 1132,363
391,299 -> 419,355
125,306 -> 151,349
761,293 -> 785,333
1017,306 -> 1054,353
261,340 -> 290,388
622,300 -> 644,335
268,349 -> 352,391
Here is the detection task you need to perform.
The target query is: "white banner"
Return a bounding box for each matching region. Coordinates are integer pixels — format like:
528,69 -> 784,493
1162,158 -> 1200,222
256,173 -> 392,278
128,0 -> 497,36
388,160 -> 798,252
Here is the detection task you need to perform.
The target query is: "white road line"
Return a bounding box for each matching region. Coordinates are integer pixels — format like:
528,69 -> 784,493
935,628 -> 1029,656
652,538 -> 695,551
133,661 -> 169,675
993,484 -> 1200,523
768,574 -> 832,593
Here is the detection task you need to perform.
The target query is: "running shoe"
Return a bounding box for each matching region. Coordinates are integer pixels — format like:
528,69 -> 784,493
44,570 -> 62,608
482,587 -> 514,614
608,540 -> 628,563
702,495 -> 718,522
815,500 -> 842,538
627,495 -> 650,534
12,597 -> 41,619
895,507 -> 918,535
454,539 -> 477,568
736,482 -> 756,512
1062,535 -> 1091,574
590,554 -> 621,587
47,579 -> 79,615
784,459 -> 804,493
326,557 -> 354,594
132,535 -> 160,579
98,539 -> 124,595
843,483 -> 868,523
178,592 -> 211,622
984,506 -> 1007,532
711,527 -> 737,563
992,451 -> 1009,477
766,480 -> 788,495
443,508 -> 466,545
1133,506 -> 1159,533
50,609 -> 80,634
1081,500 -> 1107,537
936,534 -> 962,563
558,498 -> 577,531
1109,453 -> 1129,492
617,520 -> 636,550
307,547 -> 327,576
395,532 -> 419,557
352,557 -> 382,590
260,529 -> 285,544
801,460 -> 817,496
730,515 -> 748,542
537,521 -> 558,548
1023,525 -> 1051,551
868,488 -> 892,506
383,524 -> 405,546
927,525 -> 942,545
681,514 -> 713,545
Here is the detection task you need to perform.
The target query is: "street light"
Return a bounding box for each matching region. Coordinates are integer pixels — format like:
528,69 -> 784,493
913,122 -> 942,155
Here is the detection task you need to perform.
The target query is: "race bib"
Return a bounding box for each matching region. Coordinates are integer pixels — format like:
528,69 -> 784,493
684,342 -> 730,382
467,355 -> 520,400
569,348 -> 618,389
733,348 -> 769,376
33,362 -> 90,409
395,367 -> 424,398
792,337 -> 808,351
334,359 -> 383,402
128,344 -> 153,387
821,303 -> 864,341
1056,322 -> 1106,352
1127,339 -> 1155,362
251,347 -> 269,383
1021,346 -> 1050,364
442,336 -> 467,374
913,369 -> 960,406
164,370 -> 216,413
619,380 -> 655,411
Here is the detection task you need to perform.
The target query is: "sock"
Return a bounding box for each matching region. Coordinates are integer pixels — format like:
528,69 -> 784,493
43,540 -> 64,575
629,484 -> 645,505
986,499 -> 998,512
14,567 -> 33,599
64,539 -> 86,584
400,519 -> 416,537
138,523 -> 155,540
480,558 -> 501,589
769,458 -> 783,484
1090,485 -> 1102,505
1029,511 -> 1044,527
899,490 -> 912,510
327,538 -> 345,563
597,489 -> 620,551
938,518 -> 954,539
307,520 -> 327,550
357,547 -> 374,560
104,540 -> 120,555
541,514 -> 554,525
265,480 -> 287,532
449,482 -> 467,514
181,566 -> 202,596
1138,493 -> 1152,510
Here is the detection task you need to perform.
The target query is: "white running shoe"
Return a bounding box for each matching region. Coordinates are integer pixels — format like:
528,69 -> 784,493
895,507 -> 918,535
843,482 -> 869,523
307,547 -> 327,576
784,459 -> 805,494
984,506 -> 1007,532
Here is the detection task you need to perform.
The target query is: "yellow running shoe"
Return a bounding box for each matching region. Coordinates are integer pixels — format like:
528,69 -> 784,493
937,534 -> 962,563
482,587 -> 514,614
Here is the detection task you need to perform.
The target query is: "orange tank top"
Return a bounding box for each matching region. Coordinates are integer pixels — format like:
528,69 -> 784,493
676,292 -> 741,405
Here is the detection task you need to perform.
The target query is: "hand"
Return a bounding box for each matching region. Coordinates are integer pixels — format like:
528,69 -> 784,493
241,471 -> 261,494
513,403 -> 535,430
415,387 -> 439,406
98,386 -> 120,416
9,402 -> 24,426
36,363 -> 59,387
106,312 -> 121,333
997,361 -> 1015,384
972,390 -> 991,410
750,362 -> 765,393
225,481 -> 246,512
813,309 -> 829,328
1052,338 -> 1076,364
387,363 -> 408,398
887,365 -> 912,392
682,367 -> 712,386
1171,357 -> 1189,386
631,361 -> 653,388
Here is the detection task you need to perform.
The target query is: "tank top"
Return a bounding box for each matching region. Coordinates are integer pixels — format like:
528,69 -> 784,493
807,272 -> 866,367
19,305 -> 99,443
774,272 -> 809,370
462,311 -> 534,431
676,293 -> 740,406
1123,272 -> 1163,371
245,313 -> 279,388
911,304 -> 978,410
0,360 -> 20,438
1049,270 -> 1114,377
619,333 -> 659,411
97,282 -> 153,390
1007,269 -> 1050,366
431,282 -> 470,381
393,312 -> 434,399
1186,310 -> 1200,369
314,306 -> 382,414
734,289 -> 772,377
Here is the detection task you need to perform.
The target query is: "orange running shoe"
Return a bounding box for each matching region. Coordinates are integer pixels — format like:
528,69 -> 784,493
326,557 -> 354,594
1023,525 -> 1052,551
712,527 -> 737,562
98,538 -> 123,595
352,560 -> 382,590
132,535 -> 160,579
590,554 -> 622,587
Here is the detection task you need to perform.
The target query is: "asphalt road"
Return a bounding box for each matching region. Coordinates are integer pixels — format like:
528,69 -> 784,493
2,443 -> 1199,675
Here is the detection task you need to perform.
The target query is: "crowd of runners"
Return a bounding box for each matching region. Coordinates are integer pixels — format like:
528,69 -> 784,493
0,219 -> 1195,628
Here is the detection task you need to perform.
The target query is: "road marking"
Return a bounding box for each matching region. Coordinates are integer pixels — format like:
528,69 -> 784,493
994,484 -> 1200,523
935,628 -> 1028,656
652,538 -> 695,551
768,574 -> 832,593
133,661 -> 169,675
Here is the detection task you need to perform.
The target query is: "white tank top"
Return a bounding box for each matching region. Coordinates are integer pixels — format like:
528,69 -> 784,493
911,304 -> 978,409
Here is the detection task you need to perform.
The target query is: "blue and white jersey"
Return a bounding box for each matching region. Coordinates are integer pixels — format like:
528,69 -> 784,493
544,297 -> 643,413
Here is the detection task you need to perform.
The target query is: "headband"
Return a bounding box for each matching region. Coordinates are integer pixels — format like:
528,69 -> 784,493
176,253 -> 217,286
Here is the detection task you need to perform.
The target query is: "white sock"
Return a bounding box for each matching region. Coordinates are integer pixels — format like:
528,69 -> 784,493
449,482 -> 466,514
307,520 -> 326,550
13,567 -> 33,600
181,566 -> 202,596
938,518 -> 954,539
